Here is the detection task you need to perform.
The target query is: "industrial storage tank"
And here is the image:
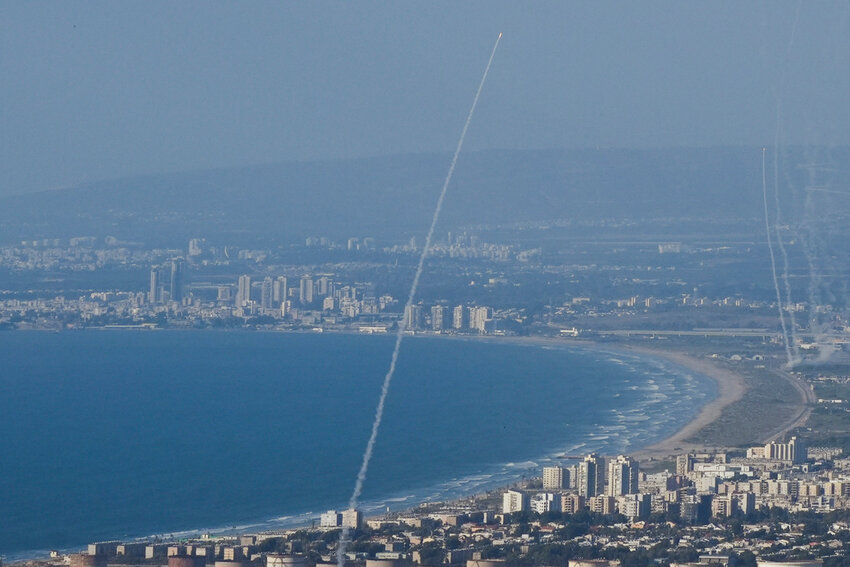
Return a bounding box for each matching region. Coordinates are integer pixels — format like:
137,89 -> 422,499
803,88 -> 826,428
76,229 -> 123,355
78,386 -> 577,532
69,554 -> 108,567
466,561 -> 507,567
569,561 -> 621,567
366,560 -> 410,567
169,555 -> 206,567
267,555 -> 310,567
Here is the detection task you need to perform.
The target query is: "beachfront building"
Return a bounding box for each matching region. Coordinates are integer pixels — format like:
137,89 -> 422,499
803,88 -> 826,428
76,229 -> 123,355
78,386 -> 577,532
746,436 -> 808,464
530,492 -> 561,514
607,455 -> 639,496
578,454 -> 605,497
341,508 -> 363,530
320,510 -> 342,528
502,489 -> 529,513
543,466 -> 567,490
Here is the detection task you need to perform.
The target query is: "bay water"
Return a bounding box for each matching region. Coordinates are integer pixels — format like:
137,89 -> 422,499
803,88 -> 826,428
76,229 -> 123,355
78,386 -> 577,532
0,331 -> 714,557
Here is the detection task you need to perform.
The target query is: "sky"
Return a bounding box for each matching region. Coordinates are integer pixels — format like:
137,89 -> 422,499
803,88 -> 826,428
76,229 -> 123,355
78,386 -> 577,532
1,1 -> 849,196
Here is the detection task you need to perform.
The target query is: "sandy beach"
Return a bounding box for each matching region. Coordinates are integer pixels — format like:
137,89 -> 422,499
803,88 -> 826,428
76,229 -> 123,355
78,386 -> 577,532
622,346 -> 748,459
441,334 -> 767,461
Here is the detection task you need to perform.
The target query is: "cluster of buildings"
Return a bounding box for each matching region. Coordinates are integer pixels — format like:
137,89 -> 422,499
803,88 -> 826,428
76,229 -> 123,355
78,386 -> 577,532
500,438 -> 850,527
144,266 -> 504,333
1,238 -> 511,331
31,442 -> 850,567
503,454 -> 648,519
6,232 -> 850,345
62,540 -> 311,567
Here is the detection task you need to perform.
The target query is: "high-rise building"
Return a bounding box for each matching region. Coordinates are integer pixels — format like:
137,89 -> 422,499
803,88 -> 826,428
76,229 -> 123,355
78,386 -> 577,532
607,455 -> 639,496
340,508 -> 362,530
237,275 -> 252,307
320,510 -> 342,528
316,276 -> 333,297
261,277 -> 273,309
469,306 -> 492,332
588,495 -> 616,515
762,436 -> 807,464
430,305 -> 445,331
676,454 -> 694,476
543,466 -> 567,490
273,276 -> 288,304
620,493 -> 652,519
530,493 -> 561,514
452,305 -> 468,329
736,492 -> 756,515
560,493 -> 585,514
710,494 -> 738,518
404,305 -> 423,330
578,454 -> 605,498
149,268 -> 160,304
502,490 -> 528,514
170,260 -> 184,304
299,275 -> 313,305
567,464 -> 579,489
188,238 -> 204,257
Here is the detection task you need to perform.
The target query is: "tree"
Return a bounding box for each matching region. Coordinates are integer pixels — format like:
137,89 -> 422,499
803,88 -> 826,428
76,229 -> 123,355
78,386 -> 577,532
416,542 -> 444,566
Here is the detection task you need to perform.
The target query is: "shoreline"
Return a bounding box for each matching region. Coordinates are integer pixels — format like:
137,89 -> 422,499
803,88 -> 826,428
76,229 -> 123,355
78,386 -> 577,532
1,332 -> 765,562
428,334 -> 749,456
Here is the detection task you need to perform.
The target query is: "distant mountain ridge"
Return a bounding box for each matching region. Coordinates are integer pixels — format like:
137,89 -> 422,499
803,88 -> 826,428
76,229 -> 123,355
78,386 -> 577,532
0,147 -> 788,244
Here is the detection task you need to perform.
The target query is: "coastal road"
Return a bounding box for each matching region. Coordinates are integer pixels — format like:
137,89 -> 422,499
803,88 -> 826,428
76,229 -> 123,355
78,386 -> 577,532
594,329 -> 782,339
763,367 -> 816,443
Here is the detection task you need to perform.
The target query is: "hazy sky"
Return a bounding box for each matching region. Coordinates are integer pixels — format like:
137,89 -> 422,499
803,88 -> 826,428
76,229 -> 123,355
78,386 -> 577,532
2,1 -> 849,196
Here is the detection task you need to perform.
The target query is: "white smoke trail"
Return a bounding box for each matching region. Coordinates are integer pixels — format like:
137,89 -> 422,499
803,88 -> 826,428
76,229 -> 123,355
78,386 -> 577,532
801,162 -> 822,351
772,133 -> 800,365
336,33 -> 502,567
762,147 -> 794,364
798,151 -> 835,362
770,2 -> 803,366
801,151 -> 846,363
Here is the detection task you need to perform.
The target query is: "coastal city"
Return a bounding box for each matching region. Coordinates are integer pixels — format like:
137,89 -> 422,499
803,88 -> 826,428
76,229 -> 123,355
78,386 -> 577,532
4,4 -> 850,565
4,219 -> 850,567
3,230 -> 848,346
23,438 -> 850,567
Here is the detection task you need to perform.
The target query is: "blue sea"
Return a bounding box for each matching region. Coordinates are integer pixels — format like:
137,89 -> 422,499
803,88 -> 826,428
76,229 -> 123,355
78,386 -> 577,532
0,331 -> 715,558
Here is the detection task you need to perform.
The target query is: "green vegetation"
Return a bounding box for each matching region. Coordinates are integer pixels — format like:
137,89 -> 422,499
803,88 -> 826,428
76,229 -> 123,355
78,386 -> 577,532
686,359 -> 802,446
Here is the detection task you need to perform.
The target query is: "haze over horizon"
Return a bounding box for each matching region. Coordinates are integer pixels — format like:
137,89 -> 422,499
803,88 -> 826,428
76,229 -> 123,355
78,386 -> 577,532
2,1 -> 850,197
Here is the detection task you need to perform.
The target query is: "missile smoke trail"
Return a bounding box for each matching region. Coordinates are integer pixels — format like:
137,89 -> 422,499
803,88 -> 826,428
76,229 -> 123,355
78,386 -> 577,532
336,33 -> 502,567
772,130 -> 800,365
800,164 -> 824,357
762,148 -> 794,364
770,2 -> 803,366
799,152 -> 837,362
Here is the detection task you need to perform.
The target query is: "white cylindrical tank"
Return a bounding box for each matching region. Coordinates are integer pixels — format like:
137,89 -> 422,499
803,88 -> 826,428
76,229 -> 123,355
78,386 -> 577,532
366,560 -> 410,567
569,561 -> 620,567
467,561 -> 508,567
268,555 -> 310,567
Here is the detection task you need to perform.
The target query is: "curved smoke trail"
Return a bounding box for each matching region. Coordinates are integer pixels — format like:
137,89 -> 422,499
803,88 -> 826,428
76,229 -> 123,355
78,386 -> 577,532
772,124 -> 800,365
336,33 -> 502,567
770,2 -> 803,366
762,147 -> 793,364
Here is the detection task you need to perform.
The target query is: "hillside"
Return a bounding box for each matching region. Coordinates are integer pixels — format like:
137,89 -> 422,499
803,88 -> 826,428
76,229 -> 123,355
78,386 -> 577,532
0,147 -> 779,245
